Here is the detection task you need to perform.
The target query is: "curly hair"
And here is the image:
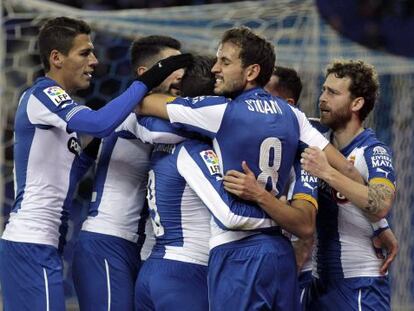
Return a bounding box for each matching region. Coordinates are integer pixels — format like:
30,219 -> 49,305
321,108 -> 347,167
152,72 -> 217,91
326,60 -> 379,121
220,26 -> 275,87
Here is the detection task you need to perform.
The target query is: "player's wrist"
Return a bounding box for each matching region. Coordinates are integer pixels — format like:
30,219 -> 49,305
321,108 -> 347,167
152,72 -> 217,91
255,187 -> 270,206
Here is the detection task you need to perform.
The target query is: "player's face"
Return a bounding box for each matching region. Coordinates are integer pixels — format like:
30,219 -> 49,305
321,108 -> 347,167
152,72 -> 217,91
319,74 -> 353,130
60,34 -> 98,92
212,42 -> 248,97
152,48 -> 184,96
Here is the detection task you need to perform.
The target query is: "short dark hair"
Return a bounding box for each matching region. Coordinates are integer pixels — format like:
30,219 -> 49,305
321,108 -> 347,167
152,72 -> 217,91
326,60 -> 379,121
130,35 -> 181,78
181,55 -> 216,97
272,66 -> 302,104
220,26 -> 275,87
38,17 -> 91,72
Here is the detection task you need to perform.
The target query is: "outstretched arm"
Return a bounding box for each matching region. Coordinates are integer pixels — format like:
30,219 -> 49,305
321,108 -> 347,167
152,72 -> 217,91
138,94 -> 171,120
67,54 -> 192,137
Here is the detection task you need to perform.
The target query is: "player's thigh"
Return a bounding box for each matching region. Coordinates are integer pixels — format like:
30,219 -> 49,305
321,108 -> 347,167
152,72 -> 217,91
136,258 -> 208,311
0,239 -> 65,311
72,237 -> 138,311
307,277 -> 390,311
208,235 -> 299,311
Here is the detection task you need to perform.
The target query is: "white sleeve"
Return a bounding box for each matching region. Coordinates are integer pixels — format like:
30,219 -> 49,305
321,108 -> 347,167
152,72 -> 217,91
167,97 -> 228,135
115,113 -> 185,144
177,146 -> 277,230
290,106 -> 329,149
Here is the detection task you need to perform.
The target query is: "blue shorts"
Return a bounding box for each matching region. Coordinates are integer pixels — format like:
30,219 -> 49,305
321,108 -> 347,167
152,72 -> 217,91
298,270 -> 312,310
72,231 -> 141,311
0,239 -> 65,311
306,276 -> 390,311
208,233 -> 300,311
135,257 -> 208,311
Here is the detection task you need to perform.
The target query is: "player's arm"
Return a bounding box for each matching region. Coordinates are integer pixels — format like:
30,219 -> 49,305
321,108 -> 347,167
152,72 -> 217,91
67,54 -> 192,137
323,144 -> 364,184
301,146 -> 395,221
138,94 -> 171,120
223,161 -> 317,239
372,227 -> 399,275
292,236 -> 314,272
177,145 -> 278,231
71,137 -> 101,182
292,107 -> 364,184
140,94 -> 229,139
115,113 -> 190,144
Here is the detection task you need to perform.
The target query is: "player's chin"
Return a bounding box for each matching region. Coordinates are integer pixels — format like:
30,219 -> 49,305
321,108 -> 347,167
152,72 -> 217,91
79,80 -> 91,90
213,85 -> 224,95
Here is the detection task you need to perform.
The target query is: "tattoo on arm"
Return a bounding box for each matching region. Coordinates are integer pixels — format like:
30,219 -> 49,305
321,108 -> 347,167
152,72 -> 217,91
366,183 -> 394,215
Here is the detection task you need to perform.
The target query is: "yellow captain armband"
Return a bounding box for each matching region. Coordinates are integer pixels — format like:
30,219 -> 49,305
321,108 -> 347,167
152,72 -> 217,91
166,96 -> 176,103
369,178 -> 395,191
292,193 -> 318,210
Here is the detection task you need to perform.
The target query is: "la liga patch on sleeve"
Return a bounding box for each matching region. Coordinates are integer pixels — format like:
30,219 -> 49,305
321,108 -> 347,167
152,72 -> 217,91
200,149 -> 221,175
43,86 -> 71,106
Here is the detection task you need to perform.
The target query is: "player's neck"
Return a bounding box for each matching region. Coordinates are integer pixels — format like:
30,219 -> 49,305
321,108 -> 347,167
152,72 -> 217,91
332,121 -> 364,150
45,71 -> 74,95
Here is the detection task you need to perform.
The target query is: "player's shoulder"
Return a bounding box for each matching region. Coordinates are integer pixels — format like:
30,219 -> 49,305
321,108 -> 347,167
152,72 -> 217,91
307,117 -> 330,134
361,129 -> 392,152
31,77 -> 73,107
172,95 -> 228,108
179,139 -> 212,154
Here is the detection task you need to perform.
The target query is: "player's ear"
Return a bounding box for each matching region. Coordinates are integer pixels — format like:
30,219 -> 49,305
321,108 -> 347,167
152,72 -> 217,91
351,97 -> 364,113
286,98 -> 296,105
136,66 -> 148,77
246,63 -> 260,83
49,49 -> 64,69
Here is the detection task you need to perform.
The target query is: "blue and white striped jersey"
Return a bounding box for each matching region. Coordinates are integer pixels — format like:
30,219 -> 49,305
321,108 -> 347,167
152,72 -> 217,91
3,77 -> 94,249
166,88 -> 328,245
81,114 -> 187,244
148,138 -> 289,263
313,128 -> 396,279
147,141 -> 211,265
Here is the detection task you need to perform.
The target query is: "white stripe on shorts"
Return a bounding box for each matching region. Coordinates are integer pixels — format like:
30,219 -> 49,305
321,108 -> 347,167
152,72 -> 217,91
104,259 -> 111,311
43,268 -> 50,311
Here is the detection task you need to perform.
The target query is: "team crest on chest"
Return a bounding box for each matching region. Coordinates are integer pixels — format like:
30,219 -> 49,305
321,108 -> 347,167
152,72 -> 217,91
43,86 -> 71,106
200,150 -> 221,175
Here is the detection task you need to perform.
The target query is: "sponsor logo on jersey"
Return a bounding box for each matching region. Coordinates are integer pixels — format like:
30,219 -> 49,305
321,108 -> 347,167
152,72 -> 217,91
200,149 -> 221,175
43,86 -> 71,106
373,146 -> 388,155
371,146 -> 392,169
376,167 -> 391,178
67,137 -> 81,156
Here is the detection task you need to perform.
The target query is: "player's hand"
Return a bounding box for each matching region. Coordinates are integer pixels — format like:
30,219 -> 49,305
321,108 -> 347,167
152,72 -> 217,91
138,53 -> 193,90
223,161 -> 265,202
372,228 -> 399,275
300,146 -> 331,179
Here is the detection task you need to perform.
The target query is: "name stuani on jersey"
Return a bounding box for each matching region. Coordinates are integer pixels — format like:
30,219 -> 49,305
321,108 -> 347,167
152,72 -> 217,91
245,99 -> 282,115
